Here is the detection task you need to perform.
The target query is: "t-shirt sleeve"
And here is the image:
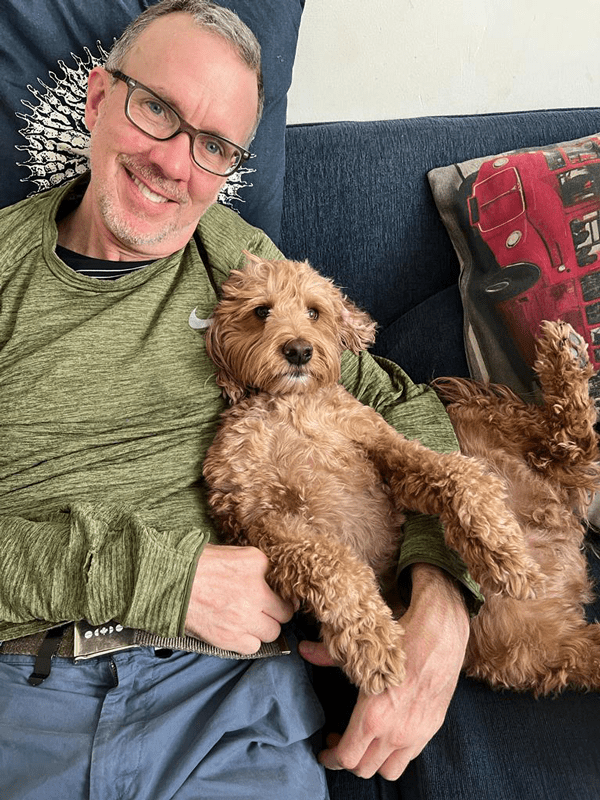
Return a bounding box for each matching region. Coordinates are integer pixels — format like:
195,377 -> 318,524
0,503 -> 210,641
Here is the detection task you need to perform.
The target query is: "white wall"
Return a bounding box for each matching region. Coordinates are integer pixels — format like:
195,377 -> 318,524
286,0 -> 599,124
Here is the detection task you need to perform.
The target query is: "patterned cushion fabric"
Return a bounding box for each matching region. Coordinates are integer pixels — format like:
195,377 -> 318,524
0,0 -> 304,245
429,132 -> 600,400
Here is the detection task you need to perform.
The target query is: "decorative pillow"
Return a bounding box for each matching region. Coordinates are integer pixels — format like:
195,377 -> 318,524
428,134 -> 600,400
0,0 -> 304,245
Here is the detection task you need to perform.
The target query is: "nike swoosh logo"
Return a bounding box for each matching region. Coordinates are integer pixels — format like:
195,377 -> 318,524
189,308 -> 212,329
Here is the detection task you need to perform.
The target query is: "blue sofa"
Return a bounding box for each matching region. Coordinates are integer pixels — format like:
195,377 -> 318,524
279,108 -> 600,799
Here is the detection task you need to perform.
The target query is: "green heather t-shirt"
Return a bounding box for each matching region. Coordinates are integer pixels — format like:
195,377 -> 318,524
0,178 -> 481,642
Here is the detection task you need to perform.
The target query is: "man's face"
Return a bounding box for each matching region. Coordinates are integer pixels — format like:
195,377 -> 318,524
82,12 -> 259,260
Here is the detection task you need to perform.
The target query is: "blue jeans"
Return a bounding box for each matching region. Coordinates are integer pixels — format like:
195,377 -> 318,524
324,544 -> 600,799
0,632 -> 328,800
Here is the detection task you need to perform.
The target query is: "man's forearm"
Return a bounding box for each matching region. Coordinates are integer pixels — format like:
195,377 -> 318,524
0,503 -> 208,641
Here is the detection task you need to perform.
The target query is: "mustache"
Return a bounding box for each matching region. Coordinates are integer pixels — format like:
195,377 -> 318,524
118,155 -> 189,204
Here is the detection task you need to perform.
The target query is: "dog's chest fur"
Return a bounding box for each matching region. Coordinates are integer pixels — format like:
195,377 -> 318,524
204,384 -> 404,574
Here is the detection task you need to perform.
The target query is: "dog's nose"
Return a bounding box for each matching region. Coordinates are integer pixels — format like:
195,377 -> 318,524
283,339 -> 313,366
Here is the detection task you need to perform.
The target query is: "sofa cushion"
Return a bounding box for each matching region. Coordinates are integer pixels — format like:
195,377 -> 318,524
429,131 -> 600,400
281,111 -> 600,384
0,0 -> 304,245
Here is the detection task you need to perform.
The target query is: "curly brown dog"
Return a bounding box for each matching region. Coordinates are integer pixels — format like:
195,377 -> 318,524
202,254 -> 600,695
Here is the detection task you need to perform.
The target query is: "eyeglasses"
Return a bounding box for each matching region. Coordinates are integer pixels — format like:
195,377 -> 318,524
108,70 -> 252,177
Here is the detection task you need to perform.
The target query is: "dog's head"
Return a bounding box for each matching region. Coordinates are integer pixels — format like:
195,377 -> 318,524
204,253 -> 377,403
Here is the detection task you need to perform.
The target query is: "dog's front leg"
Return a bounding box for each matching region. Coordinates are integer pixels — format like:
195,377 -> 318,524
243,512 -> 406,695
359,414 -> 542,599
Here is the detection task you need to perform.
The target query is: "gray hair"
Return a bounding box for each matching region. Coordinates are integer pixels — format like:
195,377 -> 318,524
104,0 -> 264,126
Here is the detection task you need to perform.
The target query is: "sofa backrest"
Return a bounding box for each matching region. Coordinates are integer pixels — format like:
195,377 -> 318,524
280,108 -> 600,383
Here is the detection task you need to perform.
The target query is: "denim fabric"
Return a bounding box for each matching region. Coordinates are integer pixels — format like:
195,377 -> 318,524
327,770 -> 399,800
326,680 -> 600,800
400,546 -> 600,800
0,635 -> 327,800
402,675 -> 600,800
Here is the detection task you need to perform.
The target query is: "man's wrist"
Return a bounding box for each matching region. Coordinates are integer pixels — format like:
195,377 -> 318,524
411,561 -> 467,599
387,562 -> 470,698
408,562 -> 470,642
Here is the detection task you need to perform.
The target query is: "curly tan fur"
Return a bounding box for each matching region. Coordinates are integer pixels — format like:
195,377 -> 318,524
202,255 -> 600,695
433,321 -> 600,694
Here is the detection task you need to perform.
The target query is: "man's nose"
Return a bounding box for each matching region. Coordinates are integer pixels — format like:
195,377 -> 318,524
148,131 -> 193,182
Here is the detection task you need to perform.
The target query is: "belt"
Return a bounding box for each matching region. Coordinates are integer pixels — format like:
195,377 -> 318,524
0,621 -> 291,686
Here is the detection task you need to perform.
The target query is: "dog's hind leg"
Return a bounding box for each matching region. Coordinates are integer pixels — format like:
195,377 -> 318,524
541,622 -> 600,693
466,596 -> 600,694
530,320 -> 599,483
245,513 -> 406,695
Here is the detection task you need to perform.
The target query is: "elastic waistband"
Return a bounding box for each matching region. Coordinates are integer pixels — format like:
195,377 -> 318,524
0,621 -> 290,662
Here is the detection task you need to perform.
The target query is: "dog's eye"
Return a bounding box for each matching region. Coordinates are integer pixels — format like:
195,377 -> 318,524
307,308 -> 319,320
254,305 -> 271,320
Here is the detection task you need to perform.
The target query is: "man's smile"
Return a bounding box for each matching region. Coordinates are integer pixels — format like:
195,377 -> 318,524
120,156 -> 187,208
130,171 -> 170,204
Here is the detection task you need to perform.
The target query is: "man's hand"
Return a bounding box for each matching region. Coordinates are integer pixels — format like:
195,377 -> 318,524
185,543 -> 294,654
299,563 -> 470,780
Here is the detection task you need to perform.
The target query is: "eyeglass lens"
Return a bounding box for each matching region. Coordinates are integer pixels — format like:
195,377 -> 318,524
127,86 -> 242,175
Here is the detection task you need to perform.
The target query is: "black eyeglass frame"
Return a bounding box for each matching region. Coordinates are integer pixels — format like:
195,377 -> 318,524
108,70 -> 252,177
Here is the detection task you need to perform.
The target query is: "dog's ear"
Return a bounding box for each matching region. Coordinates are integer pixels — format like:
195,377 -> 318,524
204,316 -> 247,404
242,249 -> 263,268
339,296 -> 377,354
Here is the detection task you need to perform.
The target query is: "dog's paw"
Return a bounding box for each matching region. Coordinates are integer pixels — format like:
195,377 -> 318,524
358,648 -> 406,695
326,617 -> 406,695
444,509 -> 543,602
488,565 -> 540,601
475,550 -> 542,600
346,621 -> 406,695
453,526 -> 542,601
537,320 -> 592,373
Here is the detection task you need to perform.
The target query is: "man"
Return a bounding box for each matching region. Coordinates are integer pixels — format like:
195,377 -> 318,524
0,2 -> 478,797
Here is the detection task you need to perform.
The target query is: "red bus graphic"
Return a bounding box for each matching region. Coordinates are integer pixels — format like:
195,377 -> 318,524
466,138 -> 600,376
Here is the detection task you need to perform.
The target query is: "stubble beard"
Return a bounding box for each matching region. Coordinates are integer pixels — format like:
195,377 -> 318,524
97,191 -> 177,249
97,155 -> 191,250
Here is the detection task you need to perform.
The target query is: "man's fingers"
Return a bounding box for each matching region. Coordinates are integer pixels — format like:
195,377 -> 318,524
377,749 -> 415,783
318,713 -> 371,773
337,735 -> 414,781
234,634 -> 265,655
186,544 -> 293,652
256,610 -> 287,643
316,732 -> 350,772
317,730 -> 415,781
266,590 -> 295,624
297,640 -> 337,667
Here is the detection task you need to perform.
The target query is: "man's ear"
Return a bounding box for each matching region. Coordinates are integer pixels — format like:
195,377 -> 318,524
85,66 -> 111,133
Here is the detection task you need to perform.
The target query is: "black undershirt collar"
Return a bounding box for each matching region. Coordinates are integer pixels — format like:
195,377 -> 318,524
56,244 -> 155,280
